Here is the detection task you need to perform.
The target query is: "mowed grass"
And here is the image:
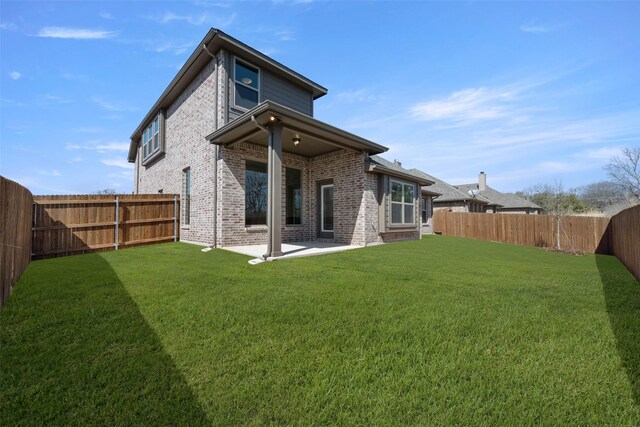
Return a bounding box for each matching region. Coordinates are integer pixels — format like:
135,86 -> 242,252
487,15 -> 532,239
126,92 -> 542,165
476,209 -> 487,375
1,236 -> 639,425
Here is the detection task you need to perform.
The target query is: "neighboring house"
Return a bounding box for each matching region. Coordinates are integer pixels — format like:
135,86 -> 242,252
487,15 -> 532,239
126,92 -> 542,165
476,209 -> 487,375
411,170 -> 501,214
455,172 -> 543,214
364,158 -> 439,234
127,29 -> 433,258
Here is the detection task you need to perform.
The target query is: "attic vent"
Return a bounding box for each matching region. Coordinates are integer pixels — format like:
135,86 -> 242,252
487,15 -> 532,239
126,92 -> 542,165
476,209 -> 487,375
393,159 -> 402,167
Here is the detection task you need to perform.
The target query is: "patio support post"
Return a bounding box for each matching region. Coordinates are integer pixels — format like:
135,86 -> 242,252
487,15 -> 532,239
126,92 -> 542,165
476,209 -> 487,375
263,122 -> 283,259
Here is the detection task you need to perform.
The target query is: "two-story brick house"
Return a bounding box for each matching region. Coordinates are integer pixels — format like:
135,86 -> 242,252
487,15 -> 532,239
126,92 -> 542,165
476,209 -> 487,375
127,29 -> 432,258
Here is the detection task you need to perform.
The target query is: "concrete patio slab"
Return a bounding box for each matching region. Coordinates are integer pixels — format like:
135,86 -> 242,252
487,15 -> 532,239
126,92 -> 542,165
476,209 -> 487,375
223,241 -> 361,263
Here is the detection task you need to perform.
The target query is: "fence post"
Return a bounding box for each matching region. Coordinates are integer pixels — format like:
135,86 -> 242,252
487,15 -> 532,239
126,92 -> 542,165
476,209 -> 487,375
31,202 -> 37,258
114,196 -> 119,250
556,215 -> 561,250
173,197 -> 177,242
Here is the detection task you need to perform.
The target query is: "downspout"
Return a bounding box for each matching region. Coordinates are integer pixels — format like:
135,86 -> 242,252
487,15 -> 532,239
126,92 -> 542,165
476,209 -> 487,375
204,43 -> 218,247
251,115 -> 269,133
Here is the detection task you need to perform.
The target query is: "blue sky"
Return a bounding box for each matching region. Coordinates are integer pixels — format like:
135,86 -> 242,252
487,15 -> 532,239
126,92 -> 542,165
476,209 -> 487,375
1,1 -> 639,195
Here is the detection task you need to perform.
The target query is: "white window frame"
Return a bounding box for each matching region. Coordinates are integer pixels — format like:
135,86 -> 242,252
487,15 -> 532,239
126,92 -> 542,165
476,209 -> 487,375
233,57 -> 260,111
142,112 -> 162,164
182,167 -> 191,226
320,184 -> 334,232
421,196 -> 428,224
285,167 -> 303,226
390,179 -> 416,226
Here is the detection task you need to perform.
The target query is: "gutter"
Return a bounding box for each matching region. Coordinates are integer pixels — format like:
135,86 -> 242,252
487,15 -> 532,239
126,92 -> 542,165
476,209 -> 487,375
366,163 -> 433,186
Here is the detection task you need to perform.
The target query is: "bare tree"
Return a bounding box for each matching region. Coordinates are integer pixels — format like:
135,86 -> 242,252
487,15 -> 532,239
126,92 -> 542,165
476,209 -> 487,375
518,181 -> 589,215
606,147 -> 640,201
576,180 -> 626,211
245,171 -> 267,224
94,188 -> 117,195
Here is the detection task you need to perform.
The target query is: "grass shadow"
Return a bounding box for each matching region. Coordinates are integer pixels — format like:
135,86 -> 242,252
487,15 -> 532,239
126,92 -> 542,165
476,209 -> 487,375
0,253 -> 210,425
597,253 -> 640,407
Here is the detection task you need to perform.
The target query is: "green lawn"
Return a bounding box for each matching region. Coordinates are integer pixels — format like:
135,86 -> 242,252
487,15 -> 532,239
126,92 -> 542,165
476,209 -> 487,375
1,236 -> 639,425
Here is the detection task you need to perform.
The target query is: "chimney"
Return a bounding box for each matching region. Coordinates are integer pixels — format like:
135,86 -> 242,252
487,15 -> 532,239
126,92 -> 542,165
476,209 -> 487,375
478,171 -> 486,191
393,159 -> 402,167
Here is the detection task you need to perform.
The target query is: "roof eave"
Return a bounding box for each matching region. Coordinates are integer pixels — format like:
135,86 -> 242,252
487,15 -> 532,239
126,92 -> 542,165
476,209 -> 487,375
128,28 -> 329,162
206,101 -> 388,155
421,189 -> 441,196
366,164 -> 433,186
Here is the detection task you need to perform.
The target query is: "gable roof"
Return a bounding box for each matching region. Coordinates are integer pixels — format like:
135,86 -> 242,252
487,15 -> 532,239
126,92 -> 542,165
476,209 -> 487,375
368,156 -> 435,186
409,169 -> 491,204
455,183 -> 542,209
128,28 -> 328,161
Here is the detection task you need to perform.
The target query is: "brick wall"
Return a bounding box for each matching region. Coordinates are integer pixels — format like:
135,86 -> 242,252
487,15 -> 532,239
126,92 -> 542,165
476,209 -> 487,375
217,143 -> 380,247
134,47 -> 422,248
137,58 -> 218,245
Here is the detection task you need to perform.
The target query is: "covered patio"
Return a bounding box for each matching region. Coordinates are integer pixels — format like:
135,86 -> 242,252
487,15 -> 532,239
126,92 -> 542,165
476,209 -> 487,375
223,241 -> 362,263
206,101 -> 387,259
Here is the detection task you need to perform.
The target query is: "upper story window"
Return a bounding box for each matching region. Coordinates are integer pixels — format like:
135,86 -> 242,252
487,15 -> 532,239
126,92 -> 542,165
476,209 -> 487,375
141,111 -> 165,165
234,59 -> 259,110
390,179 -> 415,226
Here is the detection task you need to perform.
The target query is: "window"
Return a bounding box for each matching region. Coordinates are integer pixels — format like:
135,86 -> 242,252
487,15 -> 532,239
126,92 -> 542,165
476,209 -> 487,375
245,160 -> 267,226
286,168 -> 302,225
141,111 -> 164,164
234,59 -> 259,110
390,180 -> 415,225
182,168 -> 191,226
421,197 -> 428,223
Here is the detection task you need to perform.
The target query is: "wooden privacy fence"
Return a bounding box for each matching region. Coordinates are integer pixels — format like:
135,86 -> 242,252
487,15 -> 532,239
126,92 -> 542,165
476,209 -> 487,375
1,176 -> 33,308
32,194 -> 180,259
432,211 -> 611,254
610,205 -> 640,281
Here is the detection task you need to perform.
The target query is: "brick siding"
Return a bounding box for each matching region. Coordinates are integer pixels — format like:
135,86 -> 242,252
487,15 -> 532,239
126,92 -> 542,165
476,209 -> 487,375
135,48 -> 422,248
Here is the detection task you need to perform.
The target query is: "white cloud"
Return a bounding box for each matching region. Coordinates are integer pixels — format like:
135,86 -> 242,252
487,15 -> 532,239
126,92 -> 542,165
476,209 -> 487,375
153,41 -> 194,55
8,71 -> 21,80
272,0 -> 314,5
577,146 -> 623,161
101,158 -> 134,169
335,88 -> 385,104
38,169 -> 62,177
146,11 -> 236,26
275,30 -> 295,41
92,97 -> 137,112
66,141 -> 129,152
0,22 -> 18,31
151,11 -> 207,25
410,87 -> 518,124
258,47 -> 280,56
37,27 -> 115,40
43,94 -> 72,104
107,170 -> 134,180
61,72 -> 88,81
99,11 -> 114,20
520,24 -> 551,33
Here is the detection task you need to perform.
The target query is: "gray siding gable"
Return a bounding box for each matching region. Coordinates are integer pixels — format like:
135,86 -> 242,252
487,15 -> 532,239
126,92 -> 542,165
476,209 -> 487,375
228,53 -> 314,122
262,69 -> 313,116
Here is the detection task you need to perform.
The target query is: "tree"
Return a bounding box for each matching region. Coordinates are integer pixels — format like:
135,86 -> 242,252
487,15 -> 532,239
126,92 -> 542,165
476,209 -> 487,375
518,181 -> 590,215
606,147 -> 640,201
576,180 -> 627,211
94,188 -> 117,195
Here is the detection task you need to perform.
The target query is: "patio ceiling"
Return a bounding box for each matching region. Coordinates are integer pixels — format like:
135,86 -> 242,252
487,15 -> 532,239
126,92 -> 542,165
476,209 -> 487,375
206,101 -> 388,158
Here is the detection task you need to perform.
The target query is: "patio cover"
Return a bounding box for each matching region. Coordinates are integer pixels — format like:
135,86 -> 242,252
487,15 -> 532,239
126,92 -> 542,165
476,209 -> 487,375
205,101 -> 389,259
